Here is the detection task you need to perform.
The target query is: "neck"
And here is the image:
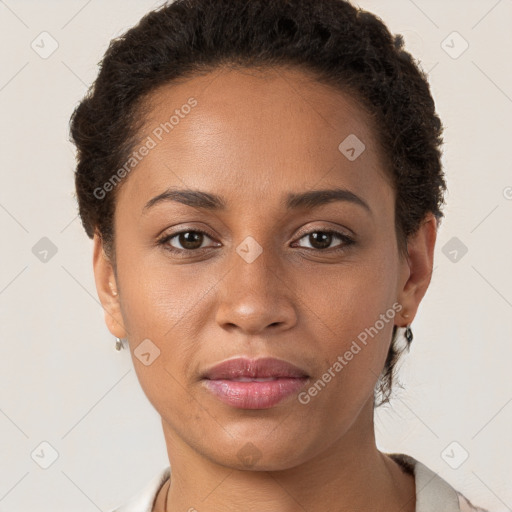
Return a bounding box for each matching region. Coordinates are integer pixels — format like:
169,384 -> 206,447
155,399 -> 415,512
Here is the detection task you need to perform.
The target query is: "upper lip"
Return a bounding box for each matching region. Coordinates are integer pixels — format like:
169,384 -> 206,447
201,357 -> 309,380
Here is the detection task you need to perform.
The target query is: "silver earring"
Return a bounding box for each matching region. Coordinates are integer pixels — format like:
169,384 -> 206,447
115,337 -> 124,351
404,324 -> 413,344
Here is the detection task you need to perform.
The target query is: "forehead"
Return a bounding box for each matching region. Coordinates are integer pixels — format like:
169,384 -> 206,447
117,66 -> 392,214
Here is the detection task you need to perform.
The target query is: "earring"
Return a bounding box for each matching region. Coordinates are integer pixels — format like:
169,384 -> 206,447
115,337 -> 124,351
404,324 -> 413,344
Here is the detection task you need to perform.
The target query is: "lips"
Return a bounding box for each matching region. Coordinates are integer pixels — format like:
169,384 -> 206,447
201,356 -> 309,380
200,357 -> 310,409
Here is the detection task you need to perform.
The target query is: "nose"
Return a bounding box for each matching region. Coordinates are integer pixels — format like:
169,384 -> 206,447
214,242 -> 298,336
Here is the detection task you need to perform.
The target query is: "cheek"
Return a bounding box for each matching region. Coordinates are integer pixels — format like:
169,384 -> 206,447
115,253 -> 213,410
301,246 -> 397,338
115,248 -> 221,396
298,242 -> 399,391
116,244 -> 210,337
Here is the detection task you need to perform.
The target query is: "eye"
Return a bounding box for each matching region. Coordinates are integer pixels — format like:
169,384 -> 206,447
157,228 -> 355,256
158,229 -> 219,253
292,229 -> 355,252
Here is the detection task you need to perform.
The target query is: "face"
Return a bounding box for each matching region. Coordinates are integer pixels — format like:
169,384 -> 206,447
94,66 -> 436,470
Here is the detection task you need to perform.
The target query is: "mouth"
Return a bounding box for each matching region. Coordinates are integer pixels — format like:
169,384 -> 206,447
201,357 -> 309,409
224,377 -> 282,382
201,356 -> 309,380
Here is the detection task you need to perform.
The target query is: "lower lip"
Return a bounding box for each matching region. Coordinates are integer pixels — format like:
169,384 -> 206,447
202,377 -> 308,409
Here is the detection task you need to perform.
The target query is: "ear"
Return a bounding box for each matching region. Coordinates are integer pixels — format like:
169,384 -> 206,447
92,231 -> 127,339
396,213 -> 438,327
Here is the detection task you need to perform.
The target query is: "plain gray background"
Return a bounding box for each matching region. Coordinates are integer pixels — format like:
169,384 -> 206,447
0,0 -> 511,510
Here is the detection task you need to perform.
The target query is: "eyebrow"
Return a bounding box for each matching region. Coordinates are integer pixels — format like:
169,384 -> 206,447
142,187 -> 372,215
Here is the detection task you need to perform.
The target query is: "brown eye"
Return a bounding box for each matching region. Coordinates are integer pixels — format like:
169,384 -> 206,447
159,230 -> 216,252
294,230 -> 355,251
177,231 -> 205,250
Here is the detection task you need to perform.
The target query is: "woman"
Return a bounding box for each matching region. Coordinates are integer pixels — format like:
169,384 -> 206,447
69,0 -> 490,510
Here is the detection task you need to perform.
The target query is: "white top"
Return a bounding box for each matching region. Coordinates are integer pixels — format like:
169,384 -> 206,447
108,453 -> 489,512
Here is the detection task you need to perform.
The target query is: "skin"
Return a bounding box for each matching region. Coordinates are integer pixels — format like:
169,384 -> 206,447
93,66 -> 437,512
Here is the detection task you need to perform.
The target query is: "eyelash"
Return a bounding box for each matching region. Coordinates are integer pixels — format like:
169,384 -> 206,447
156,228 -> 355,255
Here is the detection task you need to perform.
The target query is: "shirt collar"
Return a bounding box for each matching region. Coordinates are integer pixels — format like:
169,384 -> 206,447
388,452 -> 461,512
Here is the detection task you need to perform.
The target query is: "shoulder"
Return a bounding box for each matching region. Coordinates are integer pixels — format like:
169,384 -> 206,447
457,491 -> 491,512
107,466 -> 170,512
386,452 -> 490,512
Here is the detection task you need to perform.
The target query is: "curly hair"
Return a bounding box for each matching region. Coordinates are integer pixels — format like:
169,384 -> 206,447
69,0 -> 446,407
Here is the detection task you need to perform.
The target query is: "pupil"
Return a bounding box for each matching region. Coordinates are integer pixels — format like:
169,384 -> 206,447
311,232 -> 331,249
180,232 -> 202,249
